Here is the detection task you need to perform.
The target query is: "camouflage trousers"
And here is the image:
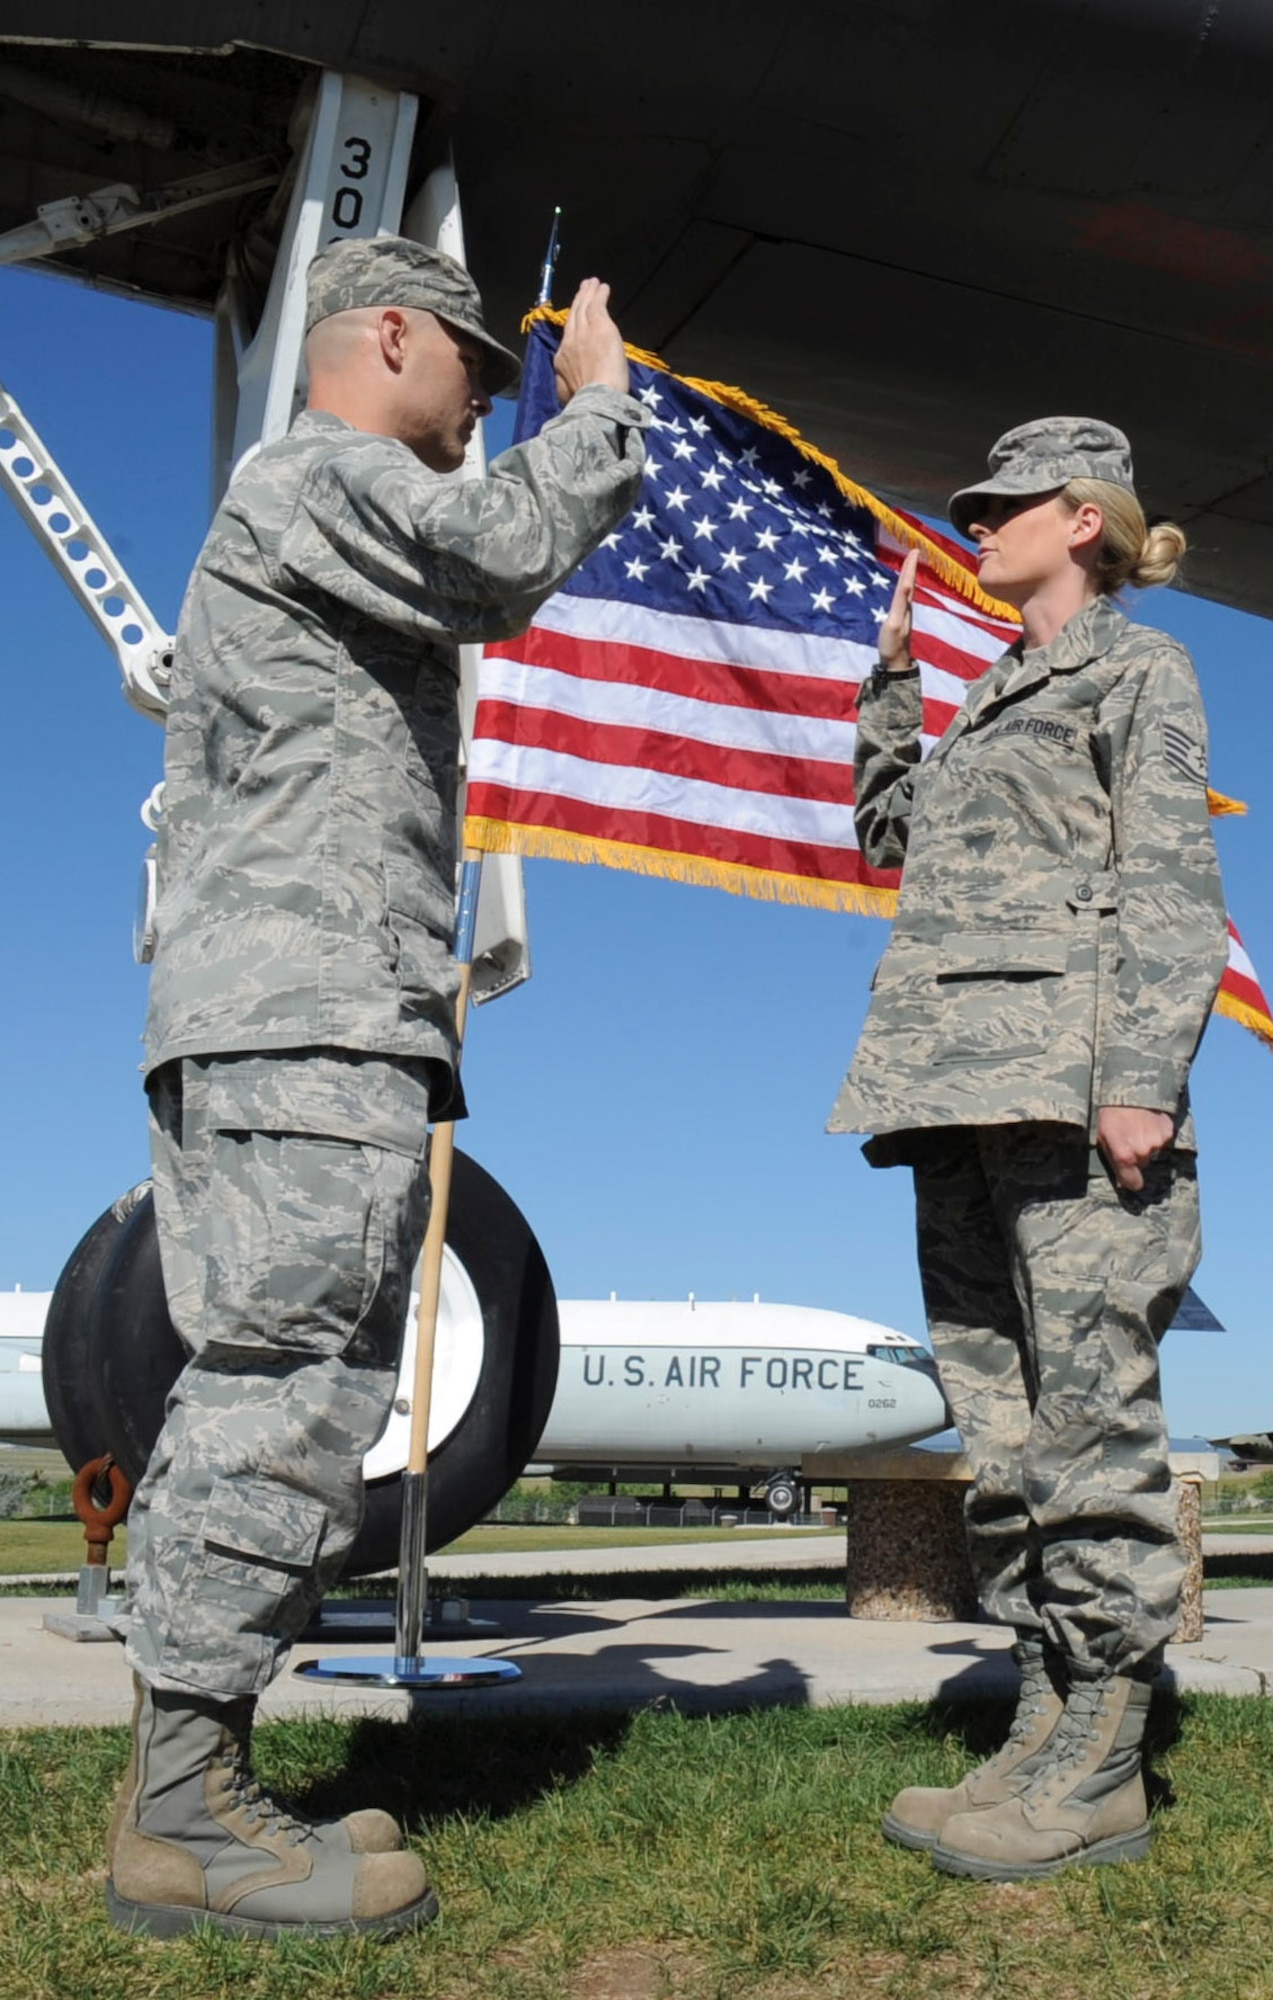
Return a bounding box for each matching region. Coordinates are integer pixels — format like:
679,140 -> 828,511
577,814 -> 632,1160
912,1123 -> 1201,1677
124,1050 -> 435,1699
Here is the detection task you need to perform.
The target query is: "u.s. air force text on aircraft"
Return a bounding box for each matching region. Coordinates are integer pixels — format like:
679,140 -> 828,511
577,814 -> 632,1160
578,1348 -> 893,1406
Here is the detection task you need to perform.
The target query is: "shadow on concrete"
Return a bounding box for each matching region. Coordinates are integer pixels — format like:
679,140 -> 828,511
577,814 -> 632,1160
634,1598 -> 848,1623
471,1641 -> 815,1718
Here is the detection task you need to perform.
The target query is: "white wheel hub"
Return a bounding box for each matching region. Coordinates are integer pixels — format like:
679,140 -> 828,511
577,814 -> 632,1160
362,1244 -> 485,1480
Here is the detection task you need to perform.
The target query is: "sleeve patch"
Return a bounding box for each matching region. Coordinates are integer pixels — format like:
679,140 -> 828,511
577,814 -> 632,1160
1161,720 -> 1208,784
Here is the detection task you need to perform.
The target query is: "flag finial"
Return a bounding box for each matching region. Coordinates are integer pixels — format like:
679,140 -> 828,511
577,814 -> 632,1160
537,206 -> 563,307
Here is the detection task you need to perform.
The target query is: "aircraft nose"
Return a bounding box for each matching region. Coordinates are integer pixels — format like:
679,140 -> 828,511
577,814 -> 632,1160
897,1350 -> 954,1438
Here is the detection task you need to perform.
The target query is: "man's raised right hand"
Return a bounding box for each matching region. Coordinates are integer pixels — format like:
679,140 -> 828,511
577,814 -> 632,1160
553,278 -> 630,403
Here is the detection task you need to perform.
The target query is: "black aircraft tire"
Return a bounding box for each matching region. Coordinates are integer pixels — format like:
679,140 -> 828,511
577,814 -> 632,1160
352,1150 -> 560,1573
40,1181 -> 152,1475
90,1191 -> 183,1488
45,1152 -> 559,1575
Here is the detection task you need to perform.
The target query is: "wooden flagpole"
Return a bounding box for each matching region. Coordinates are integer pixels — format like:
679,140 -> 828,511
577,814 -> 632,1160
393,849 -> 481,1662
393,207 -> 564,1665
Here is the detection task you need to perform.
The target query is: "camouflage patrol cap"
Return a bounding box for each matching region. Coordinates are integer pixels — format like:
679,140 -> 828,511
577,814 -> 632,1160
304,234 -> 521,395
948,417 -> 1135,537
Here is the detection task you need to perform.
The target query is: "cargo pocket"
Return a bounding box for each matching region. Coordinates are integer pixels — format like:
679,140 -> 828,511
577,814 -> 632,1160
932,932 -> 1069,1064
196,1130 -> 385,1360
256,1134 -> 385,1356
166,1474 -> 328,1693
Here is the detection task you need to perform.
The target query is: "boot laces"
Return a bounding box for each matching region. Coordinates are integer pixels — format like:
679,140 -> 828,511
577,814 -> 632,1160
221,1742 -> 313,1848
999,1655 -> 1053,1751
1046,1681 -> 1109,1771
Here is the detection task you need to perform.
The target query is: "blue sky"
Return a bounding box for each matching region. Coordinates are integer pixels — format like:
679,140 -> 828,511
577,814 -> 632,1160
1,263 -> 1270,1439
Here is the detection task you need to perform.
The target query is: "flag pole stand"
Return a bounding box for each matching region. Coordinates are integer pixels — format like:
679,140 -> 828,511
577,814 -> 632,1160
296,851 -> 520,1692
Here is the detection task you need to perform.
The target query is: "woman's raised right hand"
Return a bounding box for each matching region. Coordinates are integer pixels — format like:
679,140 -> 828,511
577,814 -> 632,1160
878,547 -> 919,672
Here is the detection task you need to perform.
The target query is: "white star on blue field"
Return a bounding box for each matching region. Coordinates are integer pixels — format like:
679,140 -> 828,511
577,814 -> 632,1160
518,326 -> 894,641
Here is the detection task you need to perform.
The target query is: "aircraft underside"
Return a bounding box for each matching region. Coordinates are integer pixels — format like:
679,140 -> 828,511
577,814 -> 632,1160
1,3 -> 1273,613
0,5 -> 1266,1574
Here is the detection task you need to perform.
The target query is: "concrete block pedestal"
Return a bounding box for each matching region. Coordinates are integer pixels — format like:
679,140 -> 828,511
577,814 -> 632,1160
804,1445 -> 1212,1640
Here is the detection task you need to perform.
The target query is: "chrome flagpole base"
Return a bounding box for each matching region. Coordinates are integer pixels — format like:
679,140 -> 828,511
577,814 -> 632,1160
293,1654 -> 521,1690
294,1468 -> 522,1688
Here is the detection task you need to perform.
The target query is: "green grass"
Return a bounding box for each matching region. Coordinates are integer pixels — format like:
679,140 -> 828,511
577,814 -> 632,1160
0,1518 -> 129,1576
0,1520 -> 825,1582
421,1565 -> 848,1603
1,1694 -> 1271,1999
1200,1549 -> 1273,1587
7,1519 -> 1273,1612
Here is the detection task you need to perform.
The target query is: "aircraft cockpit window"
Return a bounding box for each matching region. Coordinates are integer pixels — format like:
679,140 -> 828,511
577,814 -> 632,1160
867,1343 -> 937,1372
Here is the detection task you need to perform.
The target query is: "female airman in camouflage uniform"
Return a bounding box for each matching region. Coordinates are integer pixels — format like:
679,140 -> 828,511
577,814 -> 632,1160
829,418 -> 1229,1880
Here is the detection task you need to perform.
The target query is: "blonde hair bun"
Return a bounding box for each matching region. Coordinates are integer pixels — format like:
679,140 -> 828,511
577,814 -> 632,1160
1061,477 -> 1186,593
1131,520 -> 1187,590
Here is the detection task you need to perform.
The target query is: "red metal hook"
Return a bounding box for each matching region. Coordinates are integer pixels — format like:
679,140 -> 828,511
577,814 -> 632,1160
71,1454 -> 133,1565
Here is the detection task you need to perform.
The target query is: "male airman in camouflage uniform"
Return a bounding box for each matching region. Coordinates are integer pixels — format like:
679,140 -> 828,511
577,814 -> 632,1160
829,418 -> 1228,1880
108,238 -> 647,1939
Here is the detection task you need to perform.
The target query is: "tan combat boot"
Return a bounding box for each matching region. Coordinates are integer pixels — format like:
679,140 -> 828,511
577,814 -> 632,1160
931,1670 -> 1154,1880
106,1677 -> 404,1870
883,1639 -> 1065,1851
107,1682 -> 437,1938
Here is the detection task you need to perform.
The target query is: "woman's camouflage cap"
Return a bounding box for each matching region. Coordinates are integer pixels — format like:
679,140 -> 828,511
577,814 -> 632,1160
304,235 -> 521,395
948,417 -> 1136,537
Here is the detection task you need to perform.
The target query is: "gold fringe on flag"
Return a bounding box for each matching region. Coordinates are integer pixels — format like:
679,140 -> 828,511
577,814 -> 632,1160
521,306 -> 1248,827
470,813 -> 1271,1048
1215,987 -> 1273,1052
464,815 -> 900,917
521,304 -> 1018,621
1206,787 -> 1247,816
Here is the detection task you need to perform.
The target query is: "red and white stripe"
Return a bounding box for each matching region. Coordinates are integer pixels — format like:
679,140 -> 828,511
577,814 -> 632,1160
468,516 -> 1272,1048
468,542 -> 1013,893
1223,921 -> 1266,1016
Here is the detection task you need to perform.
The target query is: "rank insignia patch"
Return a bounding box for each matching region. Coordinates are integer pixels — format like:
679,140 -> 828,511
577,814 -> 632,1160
1162,720 -> 1208,783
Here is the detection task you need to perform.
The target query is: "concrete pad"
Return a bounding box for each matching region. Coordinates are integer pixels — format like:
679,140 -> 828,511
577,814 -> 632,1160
1198,1532 -> 1273,1554
428,1531 -> 845,1577
0,1556 -> 1269,1728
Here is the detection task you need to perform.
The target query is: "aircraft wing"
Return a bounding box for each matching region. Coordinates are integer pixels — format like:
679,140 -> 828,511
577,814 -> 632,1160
1170,1286 -> 1226,1333
1210,1433 -> 1273,1463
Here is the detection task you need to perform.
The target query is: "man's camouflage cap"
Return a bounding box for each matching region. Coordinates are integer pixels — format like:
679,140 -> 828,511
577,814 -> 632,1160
948,417 -> 1136,537
305,235 -> 521,395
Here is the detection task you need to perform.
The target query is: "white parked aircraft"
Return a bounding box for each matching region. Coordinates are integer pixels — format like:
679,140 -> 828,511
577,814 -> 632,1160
539,1298 -> 946,1482
0,1281 -> 950,1510
0,1287 -> 52,1448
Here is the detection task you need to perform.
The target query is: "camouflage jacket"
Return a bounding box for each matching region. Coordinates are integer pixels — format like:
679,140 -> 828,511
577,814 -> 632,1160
146,387 -> 647,1085
828,597 -> 1228,1159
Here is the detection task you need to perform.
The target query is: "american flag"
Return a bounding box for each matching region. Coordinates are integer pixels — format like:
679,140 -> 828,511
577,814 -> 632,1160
465,310 -> 1272,1051
1221,921 -> 1273,1047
